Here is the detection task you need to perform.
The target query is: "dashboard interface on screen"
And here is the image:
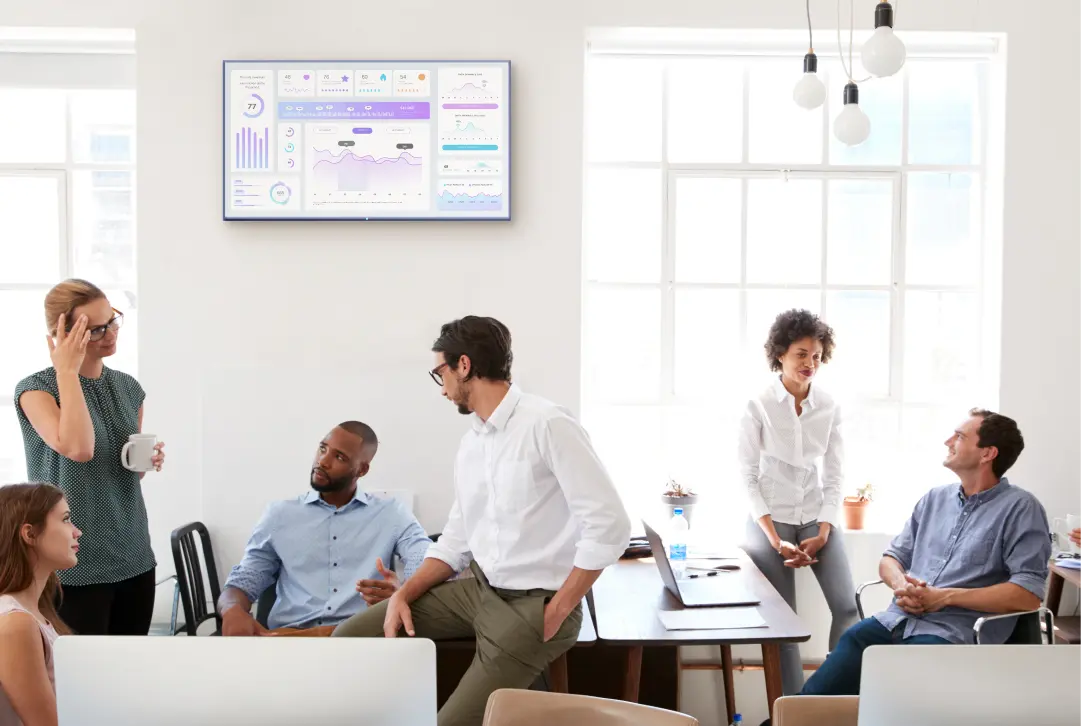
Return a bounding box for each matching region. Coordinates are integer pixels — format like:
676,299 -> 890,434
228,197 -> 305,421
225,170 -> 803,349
223,60 -> 510,221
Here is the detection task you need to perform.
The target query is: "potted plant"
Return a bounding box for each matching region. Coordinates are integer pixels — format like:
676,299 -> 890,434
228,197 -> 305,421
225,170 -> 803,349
842,483 -> 874,530
661,478 -> 697,527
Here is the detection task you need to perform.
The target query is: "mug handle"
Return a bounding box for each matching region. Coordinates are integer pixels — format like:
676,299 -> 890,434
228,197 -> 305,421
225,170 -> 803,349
120,441 -> 135,471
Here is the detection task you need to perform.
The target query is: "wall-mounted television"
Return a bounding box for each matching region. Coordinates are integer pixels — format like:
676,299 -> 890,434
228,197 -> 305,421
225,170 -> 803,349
223,60 -> 510,221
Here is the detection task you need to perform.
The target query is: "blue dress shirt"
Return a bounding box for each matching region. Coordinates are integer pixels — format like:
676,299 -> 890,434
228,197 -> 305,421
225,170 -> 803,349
875,478 -> 1051,644
224,489 -> 431,629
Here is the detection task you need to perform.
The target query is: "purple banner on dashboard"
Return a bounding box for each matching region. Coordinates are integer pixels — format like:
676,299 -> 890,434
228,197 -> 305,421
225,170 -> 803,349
276,102 -> 431,120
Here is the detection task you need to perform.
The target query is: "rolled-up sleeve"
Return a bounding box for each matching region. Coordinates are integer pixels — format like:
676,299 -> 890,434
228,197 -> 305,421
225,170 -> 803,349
393,507 -> 433,581
737,399 -> 770,521
224,503 -> 282,602
1003,497 -> 1052,599
540,413 -> 631,571
883,493 -> 927,571
425,496 -> 473,574
817,405 -> 844,528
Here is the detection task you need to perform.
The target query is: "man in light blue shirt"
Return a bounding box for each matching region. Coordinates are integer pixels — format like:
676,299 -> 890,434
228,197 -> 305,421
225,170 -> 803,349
799,408 -> 1050,698
217,421 -> 431,635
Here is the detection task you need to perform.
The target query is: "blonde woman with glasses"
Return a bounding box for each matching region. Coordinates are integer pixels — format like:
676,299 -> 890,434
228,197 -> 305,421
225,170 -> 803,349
14,279 -> 165,636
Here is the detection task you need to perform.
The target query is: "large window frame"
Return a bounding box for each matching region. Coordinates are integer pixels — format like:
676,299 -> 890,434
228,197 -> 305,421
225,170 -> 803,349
0,30 -> 136,485
582,32 -> 1005,531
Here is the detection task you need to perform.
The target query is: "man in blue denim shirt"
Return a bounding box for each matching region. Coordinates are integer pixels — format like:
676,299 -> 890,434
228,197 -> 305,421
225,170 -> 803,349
802,408 -> 1050,696
216,421 -> 431,635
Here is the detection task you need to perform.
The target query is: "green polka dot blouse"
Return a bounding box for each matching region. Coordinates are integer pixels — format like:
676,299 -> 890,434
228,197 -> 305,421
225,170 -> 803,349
14,367 -> 156,587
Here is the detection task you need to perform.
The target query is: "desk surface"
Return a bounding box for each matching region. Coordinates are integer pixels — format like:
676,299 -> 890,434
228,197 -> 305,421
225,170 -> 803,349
1051,560 -> 1081,589
592,555 -> 810,646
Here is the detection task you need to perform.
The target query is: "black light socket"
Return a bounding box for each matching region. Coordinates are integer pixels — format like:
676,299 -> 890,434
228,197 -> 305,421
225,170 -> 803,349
843,82 -> 859,105
874,2 -> 895,29
803,52 -> 819,74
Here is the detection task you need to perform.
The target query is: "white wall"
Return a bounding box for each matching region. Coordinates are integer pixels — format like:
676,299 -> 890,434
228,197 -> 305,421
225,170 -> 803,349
7,1 -> 1079,723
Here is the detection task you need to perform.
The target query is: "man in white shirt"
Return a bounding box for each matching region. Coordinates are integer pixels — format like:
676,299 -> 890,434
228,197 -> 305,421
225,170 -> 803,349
333,316 -> 630,726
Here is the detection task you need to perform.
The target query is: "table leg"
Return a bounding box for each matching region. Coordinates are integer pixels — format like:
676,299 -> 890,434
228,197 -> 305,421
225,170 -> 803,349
622,646 -> 644,702
1047,571 -> 1065,614
762,643 -> 783,721
719,645 -> 736,724
549,653 -> 569,693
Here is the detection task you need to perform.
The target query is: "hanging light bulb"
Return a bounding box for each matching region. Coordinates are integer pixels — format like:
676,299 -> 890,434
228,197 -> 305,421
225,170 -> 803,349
793,51 -> 827,110
861,1 -> 906,77
834,82 -> 870,146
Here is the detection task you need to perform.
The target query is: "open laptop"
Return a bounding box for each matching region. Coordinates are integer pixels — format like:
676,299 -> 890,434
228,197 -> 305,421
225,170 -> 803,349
56,636 -> 437,726
643,520 -> 759,607
860,644 -> 1081,726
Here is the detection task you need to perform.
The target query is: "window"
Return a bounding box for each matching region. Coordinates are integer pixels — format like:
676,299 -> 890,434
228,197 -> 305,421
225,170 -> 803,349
0,35 -> 136,484
582,33 -> 1003,533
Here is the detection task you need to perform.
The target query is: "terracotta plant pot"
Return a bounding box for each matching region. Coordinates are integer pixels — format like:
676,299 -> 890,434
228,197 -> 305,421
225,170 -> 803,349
842,496 -> 869,530
661,494 -> 697,527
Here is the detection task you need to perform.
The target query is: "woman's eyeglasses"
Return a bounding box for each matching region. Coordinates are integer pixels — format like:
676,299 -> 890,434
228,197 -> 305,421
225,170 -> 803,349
67,308 -> 125,342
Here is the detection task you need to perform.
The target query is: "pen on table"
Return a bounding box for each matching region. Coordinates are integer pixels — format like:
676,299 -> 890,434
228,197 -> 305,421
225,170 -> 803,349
687,571 -> 719,579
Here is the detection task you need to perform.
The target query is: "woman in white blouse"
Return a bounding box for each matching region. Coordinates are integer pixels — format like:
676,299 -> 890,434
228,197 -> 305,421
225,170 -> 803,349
738,309 -> 858,697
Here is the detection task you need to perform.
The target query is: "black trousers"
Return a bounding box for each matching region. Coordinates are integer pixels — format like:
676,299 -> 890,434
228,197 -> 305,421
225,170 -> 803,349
58,568 -> 156,635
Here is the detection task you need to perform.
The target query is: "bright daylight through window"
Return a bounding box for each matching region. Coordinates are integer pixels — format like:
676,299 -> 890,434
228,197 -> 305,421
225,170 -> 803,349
581,31 -> 1003,534
0,30 -> 136,484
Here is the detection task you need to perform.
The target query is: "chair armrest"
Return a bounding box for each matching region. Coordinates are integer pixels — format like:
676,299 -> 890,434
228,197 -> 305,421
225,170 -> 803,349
774,696 -> 859,726
973,606 -> 1054,645
855,579 -> 885,620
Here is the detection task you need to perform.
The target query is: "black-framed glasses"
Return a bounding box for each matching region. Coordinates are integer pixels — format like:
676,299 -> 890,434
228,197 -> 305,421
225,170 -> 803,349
429,363 -> 449,386
68,308 -> 124,342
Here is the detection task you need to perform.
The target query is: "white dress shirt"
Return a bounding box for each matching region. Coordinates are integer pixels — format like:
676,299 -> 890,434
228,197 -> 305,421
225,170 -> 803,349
425,385 -> 631,591
737,377 -> 844,527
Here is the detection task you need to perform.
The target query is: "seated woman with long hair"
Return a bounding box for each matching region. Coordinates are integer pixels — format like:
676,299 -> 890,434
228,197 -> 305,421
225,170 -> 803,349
0,483 -> 81,726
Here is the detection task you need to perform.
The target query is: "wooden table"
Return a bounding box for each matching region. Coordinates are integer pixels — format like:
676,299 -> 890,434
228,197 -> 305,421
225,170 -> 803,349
1046,559 -> 1081,644
592,555 -> 810,722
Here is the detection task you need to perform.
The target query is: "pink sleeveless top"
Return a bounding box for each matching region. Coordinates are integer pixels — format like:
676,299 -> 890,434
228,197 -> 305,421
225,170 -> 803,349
0,595 -> 59,726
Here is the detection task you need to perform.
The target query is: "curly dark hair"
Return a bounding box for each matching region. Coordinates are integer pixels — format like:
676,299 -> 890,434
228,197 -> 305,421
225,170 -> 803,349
432,316 -> 513,382
969,408 -> 1025,478
764,309 -> 835,372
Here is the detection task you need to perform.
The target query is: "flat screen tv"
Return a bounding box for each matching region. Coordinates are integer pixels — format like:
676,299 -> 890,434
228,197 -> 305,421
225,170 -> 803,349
223,60 -> 510,221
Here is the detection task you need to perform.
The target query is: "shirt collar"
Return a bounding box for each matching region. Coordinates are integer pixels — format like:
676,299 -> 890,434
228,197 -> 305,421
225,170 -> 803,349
772,376 -> 816,409
302,487 -> 370,508
472,384 -> 522,433
957,477 -> 1010,504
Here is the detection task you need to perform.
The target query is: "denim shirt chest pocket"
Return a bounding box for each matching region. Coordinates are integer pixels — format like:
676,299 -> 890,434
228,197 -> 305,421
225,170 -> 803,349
954,517 -> 999,568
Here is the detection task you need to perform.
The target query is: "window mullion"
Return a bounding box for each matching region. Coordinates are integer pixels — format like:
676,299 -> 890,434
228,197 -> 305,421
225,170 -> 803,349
62,92 -> 75,278
659,62 -> 675,404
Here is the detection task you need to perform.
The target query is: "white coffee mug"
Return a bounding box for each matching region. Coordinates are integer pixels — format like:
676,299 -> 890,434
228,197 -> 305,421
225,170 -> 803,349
1052,514 -> 1080,555
121,434 -> 158,473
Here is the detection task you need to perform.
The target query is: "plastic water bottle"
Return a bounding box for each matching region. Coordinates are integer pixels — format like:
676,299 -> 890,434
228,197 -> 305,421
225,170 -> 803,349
730,714 -> 742,726
669,507 -> 689,579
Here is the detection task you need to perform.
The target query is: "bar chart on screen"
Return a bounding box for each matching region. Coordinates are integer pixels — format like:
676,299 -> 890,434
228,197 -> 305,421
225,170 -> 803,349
235,126 -> 271,170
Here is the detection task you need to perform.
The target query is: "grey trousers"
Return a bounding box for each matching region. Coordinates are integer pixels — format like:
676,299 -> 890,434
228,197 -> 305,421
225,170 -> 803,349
332,562 -> 582,726
743,517 -> 859,696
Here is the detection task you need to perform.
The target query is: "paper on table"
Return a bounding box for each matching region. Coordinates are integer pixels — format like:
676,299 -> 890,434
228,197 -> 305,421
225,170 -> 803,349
657,607 -> 767,631
686,559 -> 741,571
1055,558 -> 1081,569
687,546 -> 743,560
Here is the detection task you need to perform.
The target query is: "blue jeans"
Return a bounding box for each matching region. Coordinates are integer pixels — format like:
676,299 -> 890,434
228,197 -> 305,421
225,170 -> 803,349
801,617 -> 950,696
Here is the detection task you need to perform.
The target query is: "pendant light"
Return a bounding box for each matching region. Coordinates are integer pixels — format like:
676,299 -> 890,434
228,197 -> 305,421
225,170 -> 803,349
792,0 -> 826,110
833,81 -> 870,146
861,1 -> 906,77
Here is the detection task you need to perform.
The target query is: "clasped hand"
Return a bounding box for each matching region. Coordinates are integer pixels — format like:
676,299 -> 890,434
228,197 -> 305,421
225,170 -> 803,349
893,574 -> 949,615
